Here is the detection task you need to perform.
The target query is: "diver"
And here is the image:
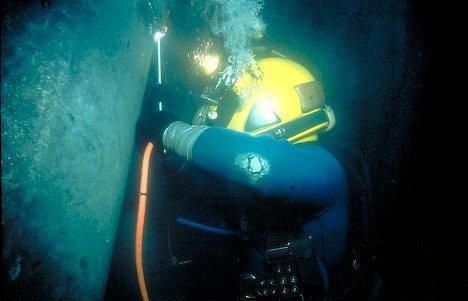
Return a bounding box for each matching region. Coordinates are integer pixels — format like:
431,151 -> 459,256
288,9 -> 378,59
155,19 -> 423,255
133,48 -> 371,300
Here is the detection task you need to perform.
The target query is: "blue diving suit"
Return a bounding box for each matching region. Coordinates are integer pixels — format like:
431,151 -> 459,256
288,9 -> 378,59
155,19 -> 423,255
150,122 -> 348,300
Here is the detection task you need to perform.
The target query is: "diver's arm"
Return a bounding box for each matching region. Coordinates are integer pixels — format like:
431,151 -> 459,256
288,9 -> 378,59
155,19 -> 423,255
163,122 -> 347,214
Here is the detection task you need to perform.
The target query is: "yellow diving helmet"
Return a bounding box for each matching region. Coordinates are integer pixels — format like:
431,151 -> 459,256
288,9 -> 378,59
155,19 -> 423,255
194,57 -> 335,144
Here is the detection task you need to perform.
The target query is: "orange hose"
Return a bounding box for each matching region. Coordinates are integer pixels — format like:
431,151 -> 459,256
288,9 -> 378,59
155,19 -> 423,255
136,142 -> 154,301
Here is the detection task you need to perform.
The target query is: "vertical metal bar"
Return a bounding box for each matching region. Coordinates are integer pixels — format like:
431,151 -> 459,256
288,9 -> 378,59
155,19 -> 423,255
157,36 -> 162,85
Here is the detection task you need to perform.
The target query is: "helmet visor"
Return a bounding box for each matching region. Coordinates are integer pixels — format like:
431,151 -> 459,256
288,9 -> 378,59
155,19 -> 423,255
245,98 -> 281,132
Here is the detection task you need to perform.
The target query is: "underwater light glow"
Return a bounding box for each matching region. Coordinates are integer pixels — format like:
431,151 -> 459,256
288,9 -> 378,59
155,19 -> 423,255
200,54 -> 220,75
153,26 -> 167,42
192,39 -> 220,75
